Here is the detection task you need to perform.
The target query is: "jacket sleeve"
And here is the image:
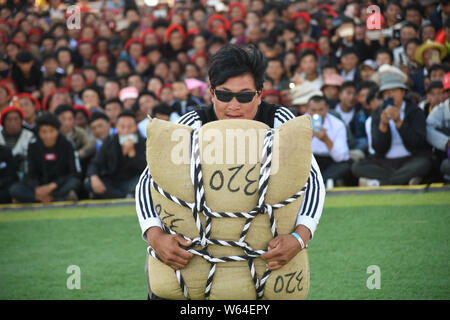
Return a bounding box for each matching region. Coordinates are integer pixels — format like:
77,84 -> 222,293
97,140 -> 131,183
75,127 -> 97,159
397,104 -> 427,153
0,147 -> 17,188
426,104 -> 450,151
55,140 -> 81,187
370,108 -> 392,157
23,142 -> 41,189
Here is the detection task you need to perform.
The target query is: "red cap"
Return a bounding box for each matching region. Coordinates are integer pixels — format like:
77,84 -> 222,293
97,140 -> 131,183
261,89 -> 284,105
140,29 -> 162,47
207,14 -> 231,33
73,105 -> 91,118
291,12 -> 311,24
17,92 -> 41,111
228,2 -> 247,18
443,72 -> 450,91
164,24 -> 186,42
0,106 -> 25,126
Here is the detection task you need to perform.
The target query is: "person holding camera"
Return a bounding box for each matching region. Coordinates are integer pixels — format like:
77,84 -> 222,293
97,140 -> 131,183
85,109 -> 146,199
352,71 -> 432,186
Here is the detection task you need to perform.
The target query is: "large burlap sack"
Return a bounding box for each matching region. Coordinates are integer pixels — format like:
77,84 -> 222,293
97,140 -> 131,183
146,115 -> 312,300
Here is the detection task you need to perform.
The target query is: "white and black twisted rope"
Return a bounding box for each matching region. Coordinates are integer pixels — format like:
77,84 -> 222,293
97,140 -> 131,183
147,128 -> 306,299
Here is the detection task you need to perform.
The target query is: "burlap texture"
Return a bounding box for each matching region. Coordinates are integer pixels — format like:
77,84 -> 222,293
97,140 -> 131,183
146,116 -> 312,300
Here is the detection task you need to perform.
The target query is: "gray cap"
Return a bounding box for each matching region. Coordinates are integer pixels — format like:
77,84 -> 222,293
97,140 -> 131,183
379,72 -> 409,92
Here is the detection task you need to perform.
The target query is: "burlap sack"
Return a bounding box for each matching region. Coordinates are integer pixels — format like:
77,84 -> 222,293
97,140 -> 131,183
146,116 -> 312,300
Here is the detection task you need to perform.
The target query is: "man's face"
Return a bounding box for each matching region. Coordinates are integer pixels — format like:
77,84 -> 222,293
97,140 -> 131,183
19,98 -> 35,120
38,125 -> 59,148
400,26 -> 417,45
405,10 -> 422,28
105,102 -> 122,126
116,116 -> 137,136
358,88 -> 370,111
430,69 -> 445,81
375,53 -> 391,67
339,87 -> 356,109
360,66 -> 375,81
57,110 -> 75,135
300,55 -> 317,75
341,54 -> 358,72
173,82 -> 189,100
18,61 -> 33,74
382,88 -> 405,107
104,82 -> 120,100
90,118 -> 110,141
266,60 -> 284,81
3,111 -> 22,135
138,95 -> 158,115
307,100 -> 328,121
426,87 -> 442,107
211,73 -> 261,120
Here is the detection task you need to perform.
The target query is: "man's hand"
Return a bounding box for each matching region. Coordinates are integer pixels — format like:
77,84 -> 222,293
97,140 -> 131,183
147,226 -> 193,270
90,175 -> 106,194
261,225 -> 310,271
35,183 -> 57,204
121,139 -> 136,157
261,234 -> 301,271
313,128 -> 333,150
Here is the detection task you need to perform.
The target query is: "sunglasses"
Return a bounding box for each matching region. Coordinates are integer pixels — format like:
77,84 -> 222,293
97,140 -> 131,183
213,89 -> 259,103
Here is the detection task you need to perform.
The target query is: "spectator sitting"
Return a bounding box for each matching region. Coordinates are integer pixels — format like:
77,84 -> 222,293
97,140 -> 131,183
170,79 -> 203,122
104,98 -> 124,135
339,47 -> 361,83
307,95 -> 351,186
321,73 -> 344,109
17,93 -> 40,130
411,40 -> 447,97
352,71 -> 432,186
9,112 -> 81,203
11,51 -> 43,95
0,145 -> 18,203
419,81 -> 444,118
85,110 -> 146,199
80,86 -> 102,113
426,72 -> 450,183
298,49 -> 323,91
73,105 -> 91,131
88,112 -> 111,152
0,106 -> 34,174
54,104 -> 96,175
359,59 -> 378,82
374,47 -> 394,67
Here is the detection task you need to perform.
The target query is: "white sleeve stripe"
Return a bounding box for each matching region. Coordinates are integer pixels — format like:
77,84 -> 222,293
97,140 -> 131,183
277,107 -> 295,120
177,111 -> 199,125
136,168 -> 151,220
306,164 -> 320,217
274,110 -> 290,123
310,165 -> 321,218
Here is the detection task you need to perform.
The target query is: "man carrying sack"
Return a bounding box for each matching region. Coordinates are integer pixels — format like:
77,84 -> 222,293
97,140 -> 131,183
135,44 -> 326,300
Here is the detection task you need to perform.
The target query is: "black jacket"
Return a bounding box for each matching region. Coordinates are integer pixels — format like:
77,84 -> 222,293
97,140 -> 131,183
0,145 -> 17,189
87,132 -> 146,180
24,134 -> 81,188
370,100 -> 429,158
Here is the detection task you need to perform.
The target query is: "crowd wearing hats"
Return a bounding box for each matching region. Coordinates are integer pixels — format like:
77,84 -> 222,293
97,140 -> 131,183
0,0 -> 450,204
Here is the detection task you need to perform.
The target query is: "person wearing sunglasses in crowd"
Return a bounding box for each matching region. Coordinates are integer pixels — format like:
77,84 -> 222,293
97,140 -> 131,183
135,44 -> 326,299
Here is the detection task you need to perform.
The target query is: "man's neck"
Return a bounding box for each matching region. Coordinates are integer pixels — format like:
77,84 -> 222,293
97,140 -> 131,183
305,72 -> 318,81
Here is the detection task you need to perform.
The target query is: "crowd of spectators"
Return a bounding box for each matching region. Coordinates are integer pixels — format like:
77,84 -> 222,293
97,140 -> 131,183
0,0 -> 449,204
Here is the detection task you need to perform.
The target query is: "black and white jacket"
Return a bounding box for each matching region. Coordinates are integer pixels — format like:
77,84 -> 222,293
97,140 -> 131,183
136,101 -> 325,241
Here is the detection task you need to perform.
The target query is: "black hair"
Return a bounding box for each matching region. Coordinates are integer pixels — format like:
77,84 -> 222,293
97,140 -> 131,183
404,3 -> 423,15
366,86 -> 382,105
35,112 -> 61,131
117,109 -> 137,123
207,36 -> 227,50
428,63 -> 449,74
404,37 -> 422,48
54,104 -> 75,117
308,95 -> 328,105
356,80 -> 378,93
375,47 -> 393,63
55,47 -> 72,60
88,111 -> 110,124
103,97 -> 123,109
144,45 -> 162,55
444,17 -> 450,29
298,48 -> 318,62
208,44 -> 267,91
42,53 -> 57,63
401,21 -> 419,33
151,102 -> 172,117
138,90 -> 158,102
340,81 -> 356,92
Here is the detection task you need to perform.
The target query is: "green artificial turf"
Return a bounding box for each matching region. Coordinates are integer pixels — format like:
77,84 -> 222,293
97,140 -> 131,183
0,192 -> 448,300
